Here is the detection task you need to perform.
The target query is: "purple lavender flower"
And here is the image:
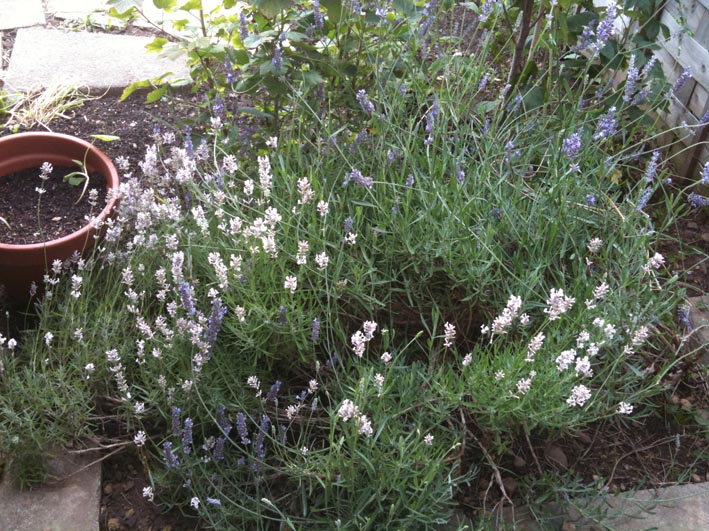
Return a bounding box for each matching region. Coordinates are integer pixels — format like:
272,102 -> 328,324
216,406 -> 231,435
351,0 -> 361,14
505,140 -> 521,161
278,305 -> 287,325
184,127 -> 194,159
354,129 -> 368,147
700,162 -> 709,185
171,406 -> 182,436
623,56 -> 639,103
312,0 -> 324,28
163,442 -> 180,468
425,98 -> 439,134
478,75 -> 489,91
236,412 -> 250,445
643,151 -> 661,183
594,1 -> 616,53
311,317 -> 321,342
632,88 -> 649,105
343,168 -> 373,188
479,0 -> 498,22
203,297 -> 227,349
212,95 -> 226,121
671,68 -> 692,94
182,418 -> 194,455
418,0 -> 439,38
356,89 -> 375,114
343,217 -> 353,234
456,162 -> 466,184
641,55 -> 658,77
636,186 -> 653,211
405,174 -> 415,187
688,192 -> 709,208
272,44 -> 283,74
325,350 -> 340,368
266,380 -> 282,403
562,132 -> 582,161
178,282 -> 196,316
586,193 -> 596,207
239,12 -> 249,40
678,305 -> 692,329
254,415 -> 270,461
224,56 -> 238,84
574,22 -> 596,53
594,106 -> 618,141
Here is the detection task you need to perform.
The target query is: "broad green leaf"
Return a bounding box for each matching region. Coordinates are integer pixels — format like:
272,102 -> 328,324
179,0 -> 202,10
171,18 -> 190,31
90,134 -> 121,142
153,0 -> 177,9
146,37 -> 169,53
119,79 -> 153,101
321,0 -> 342,23
283,31 -> 309,42
243,35 -> 264,49
251,0 -> 290,18
145,86 -> 168,103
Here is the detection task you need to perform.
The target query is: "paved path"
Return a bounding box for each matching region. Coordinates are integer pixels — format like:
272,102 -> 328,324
0,0 -> 190,93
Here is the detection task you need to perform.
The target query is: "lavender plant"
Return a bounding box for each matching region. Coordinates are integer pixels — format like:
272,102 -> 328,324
1,4 -> 704,530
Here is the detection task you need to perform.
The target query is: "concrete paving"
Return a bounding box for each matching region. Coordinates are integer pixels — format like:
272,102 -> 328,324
0,0 -> 45,30
1,27 -> 190,93
688,294 -> 709,365
487,481 -> 709,530
0,450 -> 101,531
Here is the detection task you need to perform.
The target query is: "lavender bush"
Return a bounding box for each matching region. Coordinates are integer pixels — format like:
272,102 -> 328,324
1,1 -> 706,529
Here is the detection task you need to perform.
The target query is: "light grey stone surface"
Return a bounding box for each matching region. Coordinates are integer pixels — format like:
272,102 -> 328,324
456,482 -> 709,530
688,295 -> 709,365
2,27 -> 190,93
593,482 -> 709,531
0,0 -> 46,30
0,450 -> 101,531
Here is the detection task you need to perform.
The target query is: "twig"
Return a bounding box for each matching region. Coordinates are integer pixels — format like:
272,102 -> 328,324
469,429 -> 514,507
523,427 -> 543,475
67,440 -> 133,454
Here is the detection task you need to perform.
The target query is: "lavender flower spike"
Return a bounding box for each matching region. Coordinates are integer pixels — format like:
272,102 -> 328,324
643,151 -> 660,183
688,192 -> 709,208
182,418 -> 194,455
163,442 -> 180,468
203,297 -> 227,349
356,89 -> 375,114
671,68 -> 692,94
594,106 -> 618,141
700,161 -> 709,185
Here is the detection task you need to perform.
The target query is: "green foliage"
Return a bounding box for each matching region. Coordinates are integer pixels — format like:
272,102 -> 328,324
108,0 -> 425,129
0,2 -> 703,529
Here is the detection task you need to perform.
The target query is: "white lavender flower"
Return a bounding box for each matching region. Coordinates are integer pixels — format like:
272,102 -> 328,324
567,385 -> 592,407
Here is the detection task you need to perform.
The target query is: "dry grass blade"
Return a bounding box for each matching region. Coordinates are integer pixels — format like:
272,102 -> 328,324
2,84 -> 99,130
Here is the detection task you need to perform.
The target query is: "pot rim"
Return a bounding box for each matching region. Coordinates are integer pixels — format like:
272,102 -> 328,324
0,132 -> 121,251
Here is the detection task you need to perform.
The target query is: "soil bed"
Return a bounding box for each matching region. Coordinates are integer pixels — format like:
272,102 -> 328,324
0,166 -> 106,245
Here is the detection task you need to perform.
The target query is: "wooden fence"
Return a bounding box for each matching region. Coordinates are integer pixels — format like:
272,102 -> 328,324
655,0 -> 709,178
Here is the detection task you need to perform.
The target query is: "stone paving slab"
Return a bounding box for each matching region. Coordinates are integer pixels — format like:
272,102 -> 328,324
1,27 -> 190,93
487,481 -> 709,530
688,294 -> 709,365
0,0 -> 46,30
0,449 -> 101,531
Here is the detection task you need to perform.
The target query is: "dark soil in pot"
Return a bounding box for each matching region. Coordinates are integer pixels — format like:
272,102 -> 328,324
0,166 -> 107,245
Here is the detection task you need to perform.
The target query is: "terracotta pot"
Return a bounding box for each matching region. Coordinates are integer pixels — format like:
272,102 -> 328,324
0,132 -> 120,308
